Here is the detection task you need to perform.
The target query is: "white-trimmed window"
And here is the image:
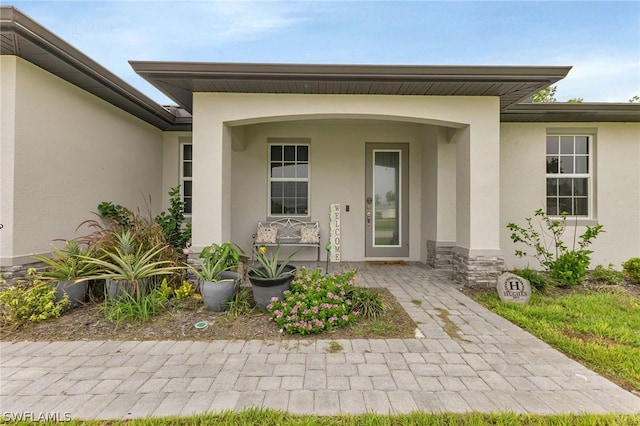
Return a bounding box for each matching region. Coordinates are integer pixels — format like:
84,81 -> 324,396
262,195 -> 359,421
546,134 -> 591,217
180,142 -> 192,214
268,140 -> 309,216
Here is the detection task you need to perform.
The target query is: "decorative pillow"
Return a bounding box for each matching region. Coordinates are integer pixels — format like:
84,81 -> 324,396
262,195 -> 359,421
255,225 -> 277,244
299,227 -> 320,244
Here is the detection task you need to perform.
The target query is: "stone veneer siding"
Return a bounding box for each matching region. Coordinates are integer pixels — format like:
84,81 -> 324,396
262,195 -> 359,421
1,261 -> 48,285
453,251 -> 504,287
426,240 -> 454,269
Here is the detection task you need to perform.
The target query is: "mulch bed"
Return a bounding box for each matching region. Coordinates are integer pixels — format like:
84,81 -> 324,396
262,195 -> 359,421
1,287 -> 416,342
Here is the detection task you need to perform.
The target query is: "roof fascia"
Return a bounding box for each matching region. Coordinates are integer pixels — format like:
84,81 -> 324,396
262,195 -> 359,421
506,102 -> 640,113
1,6 -> 179,129
130,61 -> 571,82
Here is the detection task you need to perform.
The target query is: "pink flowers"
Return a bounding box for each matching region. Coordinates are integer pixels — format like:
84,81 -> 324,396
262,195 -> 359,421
265,267 -> 358,335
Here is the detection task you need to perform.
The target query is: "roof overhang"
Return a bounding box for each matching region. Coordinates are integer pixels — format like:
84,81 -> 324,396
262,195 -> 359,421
501,102 -> 640,122
129,61 -> 572,114
0,6 -> 190,131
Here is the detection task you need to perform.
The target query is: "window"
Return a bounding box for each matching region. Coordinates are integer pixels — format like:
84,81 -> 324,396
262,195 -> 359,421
269,141 -> 309,216
546,135 -> 591,216
180,142 -> 192,214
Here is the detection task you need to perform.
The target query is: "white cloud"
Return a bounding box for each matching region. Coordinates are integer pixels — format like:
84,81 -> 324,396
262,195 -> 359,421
552,53 -> 640,102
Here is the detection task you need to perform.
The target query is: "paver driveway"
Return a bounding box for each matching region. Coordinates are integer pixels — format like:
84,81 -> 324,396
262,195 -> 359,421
1,264 -> 639,420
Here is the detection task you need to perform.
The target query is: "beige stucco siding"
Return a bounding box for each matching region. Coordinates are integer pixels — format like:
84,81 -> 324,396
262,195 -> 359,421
191,92 -> 501,262
500,122 -> 640,270
1,56 -> 163,265
1,56 -> 18,264
228,119 -> 427,260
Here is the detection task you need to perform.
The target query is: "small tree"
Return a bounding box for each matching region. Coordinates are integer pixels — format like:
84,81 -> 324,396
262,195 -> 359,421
532,86 -> 557,103
507,209 -> 604,287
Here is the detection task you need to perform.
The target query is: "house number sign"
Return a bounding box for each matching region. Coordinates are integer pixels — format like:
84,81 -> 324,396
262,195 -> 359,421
329,204 -> 341,262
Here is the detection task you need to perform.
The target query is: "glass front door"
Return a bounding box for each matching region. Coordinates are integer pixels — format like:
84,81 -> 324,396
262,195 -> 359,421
365,143 -> 409,257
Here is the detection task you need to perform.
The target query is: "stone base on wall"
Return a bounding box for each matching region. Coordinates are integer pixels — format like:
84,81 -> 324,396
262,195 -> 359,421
426,240 -> 454,269
453,250 -> 504,287
1,261 -> 48,285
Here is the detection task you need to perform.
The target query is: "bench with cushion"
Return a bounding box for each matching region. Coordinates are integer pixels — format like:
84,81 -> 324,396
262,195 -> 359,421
252,218 -> 321,261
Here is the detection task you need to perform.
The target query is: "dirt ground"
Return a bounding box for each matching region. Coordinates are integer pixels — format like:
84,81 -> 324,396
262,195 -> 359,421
0,287 -> 417,342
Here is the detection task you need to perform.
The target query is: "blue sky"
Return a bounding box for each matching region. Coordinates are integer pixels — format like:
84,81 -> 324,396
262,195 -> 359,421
9,1 -> 640,105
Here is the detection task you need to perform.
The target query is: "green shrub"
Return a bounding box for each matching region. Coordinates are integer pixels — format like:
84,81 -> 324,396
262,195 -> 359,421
549,251 -> 590,287
225,287 -> 254,318
267,268 -> 358,335
590,264 -> 625,285
101,286 -> 169,326
507,209 -> 604,287
348,287 -> 386,319
512,267 -> 552,291
97,201 -> 133,227
154,185 -> 192,251
622,257 -> 640,283
0,270 -> 69,324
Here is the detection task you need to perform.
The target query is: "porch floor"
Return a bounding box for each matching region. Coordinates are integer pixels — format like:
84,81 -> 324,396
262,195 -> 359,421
1,263 -> 638,418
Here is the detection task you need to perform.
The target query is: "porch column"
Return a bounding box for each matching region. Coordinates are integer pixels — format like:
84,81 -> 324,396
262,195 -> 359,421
454,119 -> 504,287
191,104 -> 232,253
424,126 -> 457,268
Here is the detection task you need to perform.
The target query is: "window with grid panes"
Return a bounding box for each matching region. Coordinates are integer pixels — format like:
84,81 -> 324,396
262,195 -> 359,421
269,143 -> 309,216
181,143 -> 192,214
546,135 -> 591,216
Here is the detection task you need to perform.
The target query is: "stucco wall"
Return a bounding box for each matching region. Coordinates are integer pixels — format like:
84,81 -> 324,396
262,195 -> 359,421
191,92 -> 502,263
1,56 -> 163,265
228,119 -> 427,261
1,56 -> 18,264
500,122 -> 640,270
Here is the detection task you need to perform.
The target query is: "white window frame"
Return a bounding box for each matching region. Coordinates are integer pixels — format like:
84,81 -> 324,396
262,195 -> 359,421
267,138 -> 310,218
545,132 -> 595,218
179,139 -> 192,216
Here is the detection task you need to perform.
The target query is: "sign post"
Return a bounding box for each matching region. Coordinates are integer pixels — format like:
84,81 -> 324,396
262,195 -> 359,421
329,204 -> 341,262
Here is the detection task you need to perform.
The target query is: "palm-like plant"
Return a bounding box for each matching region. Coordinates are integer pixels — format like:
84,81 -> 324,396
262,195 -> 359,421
32,240 -> 97,281
190,256 -> 230,282
250,245 -> 298,278
78,230 -> 183,300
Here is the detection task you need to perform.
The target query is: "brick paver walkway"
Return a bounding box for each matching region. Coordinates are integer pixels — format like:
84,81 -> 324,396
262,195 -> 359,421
1,264 -> 639,419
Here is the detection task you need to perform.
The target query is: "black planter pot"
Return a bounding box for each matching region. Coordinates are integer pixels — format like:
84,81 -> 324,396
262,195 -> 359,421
248,265 -> 296,308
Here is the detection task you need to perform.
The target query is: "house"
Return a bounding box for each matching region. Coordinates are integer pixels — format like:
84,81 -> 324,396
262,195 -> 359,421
1,6 -> 639,286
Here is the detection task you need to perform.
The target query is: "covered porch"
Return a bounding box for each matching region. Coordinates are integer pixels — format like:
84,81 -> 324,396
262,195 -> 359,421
131,62 -> 572,286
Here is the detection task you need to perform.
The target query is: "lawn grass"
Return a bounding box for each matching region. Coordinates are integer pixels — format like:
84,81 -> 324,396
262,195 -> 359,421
475,289 -> 640,391
6,410 -> 640,425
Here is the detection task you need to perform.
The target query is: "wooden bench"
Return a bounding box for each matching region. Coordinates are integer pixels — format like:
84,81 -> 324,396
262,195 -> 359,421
252,218 -> 321,261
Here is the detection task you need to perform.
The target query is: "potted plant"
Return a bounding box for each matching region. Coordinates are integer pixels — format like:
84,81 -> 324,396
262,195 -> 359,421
191,242 -> 244,311
77,230 -> 183,301
32,240 -> 98,308
248,245 -> 298,308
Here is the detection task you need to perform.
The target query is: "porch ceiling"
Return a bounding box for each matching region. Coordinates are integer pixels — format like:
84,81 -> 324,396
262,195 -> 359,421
130,61 -> 572,114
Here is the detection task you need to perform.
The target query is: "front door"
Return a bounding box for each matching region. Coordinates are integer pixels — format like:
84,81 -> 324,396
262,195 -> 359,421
365,143 -> 409,257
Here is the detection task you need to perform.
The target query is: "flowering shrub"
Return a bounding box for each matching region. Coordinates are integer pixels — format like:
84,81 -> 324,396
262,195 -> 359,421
267,268 -> 358,335
0,269 -> 69,325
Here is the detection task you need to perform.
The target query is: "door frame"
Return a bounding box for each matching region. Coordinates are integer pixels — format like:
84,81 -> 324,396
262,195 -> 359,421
364,142 -> 409,257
